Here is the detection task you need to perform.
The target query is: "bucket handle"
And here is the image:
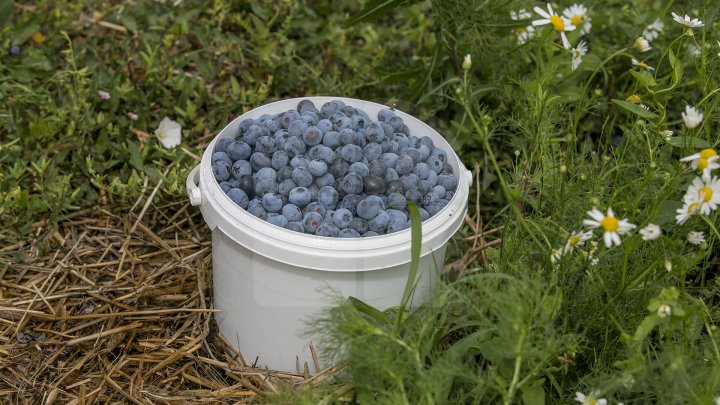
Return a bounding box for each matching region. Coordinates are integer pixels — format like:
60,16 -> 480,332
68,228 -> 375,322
186,164 -> 202,206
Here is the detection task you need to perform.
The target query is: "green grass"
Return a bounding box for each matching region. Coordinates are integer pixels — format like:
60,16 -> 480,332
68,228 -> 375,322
3,0 -> 720,403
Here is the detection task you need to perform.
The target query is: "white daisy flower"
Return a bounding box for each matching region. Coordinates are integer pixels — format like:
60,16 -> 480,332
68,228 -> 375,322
681,105 -> 703,129
688,231 -> 706,245
643,18 -> 665,41
634,37 -> 652,52
571,40 -> 588,70
575,391 -> 608,405
563,4 -> 592,35
584,207 -> 637,248
590,257 -> 599,266
532,3 -> 576,49
661,130 -> 674,140
463,54 -> 472,70
155,117 -> 182,149
510,9 -> 532,20
685,174 -> 720,215
671,12 -> 704,29
675,192 -> 701,224
515,25 -> 536,44
564,229 -> 593,253
631,58 -> 655,71
639,223 -> 661,240
680,148 -> 719,175
657,304 -> 672,318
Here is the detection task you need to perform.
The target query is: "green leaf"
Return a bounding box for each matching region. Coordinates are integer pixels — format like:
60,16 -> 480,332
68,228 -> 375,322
394,200 -> 422,332
655,200 -> 683,226
127,141 -> 144,171
521,379 -> 546,405
668,49 -> 683,86
347,296 -> 391,324
0,0 -> 12,28
611,99 -> 657,119
345,0 -> 413,26
666,136 -> 712,149
630,70 -> 657,87
633,315 -> 659,342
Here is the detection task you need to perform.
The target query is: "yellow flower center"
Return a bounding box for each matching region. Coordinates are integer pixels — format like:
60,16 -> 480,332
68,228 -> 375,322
626,94 -> 641,103
699,186 -> 713,202
638,61 -> 649,69
600,216 -> 619,232
688,202 -> 699,214
550,15 -> 565,31
569,235 -> 581,246
698,158 -> 708,170
571,15 -> 583,26
700,149 -> 717,159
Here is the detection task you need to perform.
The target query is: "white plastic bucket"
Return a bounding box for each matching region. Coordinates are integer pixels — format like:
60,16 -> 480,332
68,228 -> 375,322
186,97 -> 471,373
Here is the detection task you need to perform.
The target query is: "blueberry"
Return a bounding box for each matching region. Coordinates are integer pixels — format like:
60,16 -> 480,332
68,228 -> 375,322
387,116 -> 405,133
288,120 -> 309,138
227,141 -> 252,161
377,108 -> 396,122
243,125 -> 266,146
272,150 -> 289,170
9,44 -> 20,56
413,162 -> 431,180
266,213 -> 289,228
437,174 -> 458,191
400,174 -> 419,192
339,228 -> 362,238
423,192 -> 442,207
387,209 -> 408,223
382,123 -> 394,138
368,159 -> 387,178
387,218 -> 409,233
254,177 -> 278,196
304,201 -> 327,217
401,147 -> 422,164
395,154 -> 414,175
231,160 -> 253,179
418,179 -> 433,195
320,102 -> 338,118
255,136 -> 278,156
349,162 -> 369,178
443,162 -> 454,173
339,129 -> 357,146
256,167 -> 277,182
261,193 -> 283,213
282,110 -> 301,128
323,210 -> 336,224
368,210 -> 390,233
274,129 -> 290,146
298,100 -> 319,115
214,139 -> 233,154
266,117 -> 283,133
384,168 -> 400,182
322,130 -> 341,148
354,131 -> 367,148
399,124 -> 411,135
301,112 -> 320,126
290,155 -> 311,169
380,138 -> 394,153
292,166 -> 313,187
365,122 -> 385,143
237,175 -> 255,197
418,208 -> 430,221
387,193 -> 407,210
289,187 -> 312,207
303,212 -> 323,233
317,119 -> 334,134
363,142 -> 382,161
212,161 -> 231,182
308,145 -> 336,164
352,115 -> 369,130
237,119 -> 256,137
250,152 -> 272,171
340,194 -> 362,214
445,191 -> 455,200
318,186 -> 339,209
246,199 -> 266,219
330,99 -> 346,110
287,221 -> 305,233
432,185 -> 447,196
309,185 -> 319,201
278,179 -> 297,196
340,105 -> 356,117
363,175 -> 386,195
405,189 -> 423,207
333,208 -> 354,229
333,116 -> 353,132
386,180 -> 404,195
379,152 -> 398,169
307,159 -> 328,177
315,172 -> 335,188
395,134 -> 410,148
425,170 -> 438,187
316,223 -> 339,237
361,231 -> 379,237
329,159 -> 350,178
429,147 -> 446,163
426,156 -> 444,174
357,195 -> 385,220
426,200 -> 448,216
212,151 -> 233,166
219,180 -> 237,193
342,173 -> 364,194
277,166 -> 294,182
341,144 -> 364,163
282,204 -> 303,222
348,217 -> 368,234
303,126 -> 324,146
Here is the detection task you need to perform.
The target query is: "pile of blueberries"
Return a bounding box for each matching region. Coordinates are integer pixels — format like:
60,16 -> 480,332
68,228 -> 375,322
211,99 -> 458,238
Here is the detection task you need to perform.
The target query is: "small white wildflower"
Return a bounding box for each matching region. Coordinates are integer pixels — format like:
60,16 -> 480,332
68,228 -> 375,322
551,248 -> 563,264
463,54 -> 472,70
634,37 -> 652,52
658,304 -> 672,318
676,191 -> 701,224
632,58 -> 655,71
571,40 -> 588,70
564,230 -> 593,253
639,224 -> 661,240
680,148 -> 719,175
510,9 -> 532,20
155,117 -> 182,149
639,103 -> 649,110
643,18 -> 665,40
688,231 -> 706,245
661,130 -> 674,140
584,207 -> 637,248
664,259 -> 672,272
590,257 -> 599,266
563,4 -> 591,35
684,174 -> 720,215
532,3 -> 576,49
681,105 -> 704,129
575,391 -> 607,405
671,12 -> 704,29
515,25 -> 536,44
689,44 -> 701,58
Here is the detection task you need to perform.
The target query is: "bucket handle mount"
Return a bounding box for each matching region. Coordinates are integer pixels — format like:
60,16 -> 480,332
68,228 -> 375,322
187,164 -> 202,206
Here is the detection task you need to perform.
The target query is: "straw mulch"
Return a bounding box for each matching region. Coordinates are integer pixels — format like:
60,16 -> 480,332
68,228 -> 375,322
0,193 -> 339,404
